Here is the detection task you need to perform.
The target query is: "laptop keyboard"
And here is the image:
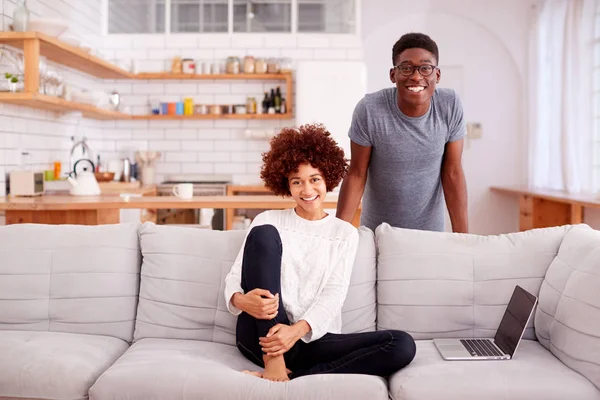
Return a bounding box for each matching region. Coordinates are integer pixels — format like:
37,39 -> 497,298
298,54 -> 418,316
460,339 -> 504,357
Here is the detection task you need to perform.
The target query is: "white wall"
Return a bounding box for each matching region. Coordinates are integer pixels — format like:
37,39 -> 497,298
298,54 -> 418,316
361,0 -> 539,234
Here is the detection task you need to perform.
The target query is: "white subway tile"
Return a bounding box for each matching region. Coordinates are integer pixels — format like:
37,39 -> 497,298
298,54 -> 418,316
116,140 -> 149,151
330,35 -> 362,49
182,163 -> 214,174
197,35 -> 231,48
231,83 -> 264,94
232,174 -> 263,185
165,129 -> 197,140
198,152 -> 230,162
214,94 -> 245,104
198,129 -> 231,140
148,48 -> 183,60
197,83 -> 231,94
0,133 -> 20,149
116,119 -> 150,129
215,163 -> 246,174
4,149 -> 21,165
281,48 -> 314,60
191,94 -> 215,104
115,49 -> 148,60
103,36 -> 133,49
165,83 -> 198,95
215,141 -> 246,151
298,35 -> 332,48
246,163 -> 262,174
148,120 -> 182,129
148,141 -> 181,151
183,141 -> 214,151
132,130 -> 164,140
156,163 -> 182,174
138,60 -> 166,73
265,35 -> 297,48
166,152 -> 197,162
123,95 -> 150,106
132,35 -> 167,49
213,119 -> 249,129
132,83 -> 165,95
186,49 -> 216,61
0,115 -> 14,131
314,49 -> 348,60
247,141 -> 270,151
181,120 -> 215,129
232,35 -> 265,49
167,34 -> 201,49
232,152 -> 263,162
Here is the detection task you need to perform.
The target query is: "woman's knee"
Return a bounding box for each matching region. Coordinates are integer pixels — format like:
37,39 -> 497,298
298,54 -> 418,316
247,224 -> 280,250
389,330 -> 416,369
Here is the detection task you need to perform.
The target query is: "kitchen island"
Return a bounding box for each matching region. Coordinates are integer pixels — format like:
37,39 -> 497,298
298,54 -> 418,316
0,195 -> 361,228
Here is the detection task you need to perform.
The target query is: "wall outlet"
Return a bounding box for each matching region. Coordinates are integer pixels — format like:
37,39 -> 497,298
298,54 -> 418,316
467,122 -> 483,139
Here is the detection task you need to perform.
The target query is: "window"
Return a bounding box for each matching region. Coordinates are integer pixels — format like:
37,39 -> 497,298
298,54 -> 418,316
108,0 -> 165,34
171,0 -> 228,33
107,0 -> 356,34
233,0 -> 291,32
298,0 -> 355,33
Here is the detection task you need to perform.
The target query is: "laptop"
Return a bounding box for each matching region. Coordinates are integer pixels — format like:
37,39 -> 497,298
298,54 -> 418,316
433,285 -> 538,361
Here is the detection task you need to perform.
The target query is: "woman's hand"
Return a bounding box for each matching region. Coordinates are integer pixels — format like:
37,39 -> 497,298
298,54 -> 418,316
232,289 -> 279,320
260,321 -> 311,357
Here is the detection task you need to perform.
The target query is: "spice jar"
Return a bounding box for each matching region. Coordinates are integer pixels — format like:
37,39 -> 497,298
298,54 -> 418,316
209,105 -> 222,115
246,97 -> 257,114
280,58 -> 293,73
171,56 -> 183,74
243,56 -> 255,73
267,58 -> 280,74
182,59 -> 195,74
254,58 -> 267,74
183,97 -> 194,115
235,105 -> 247,114
226,57 -> 240,74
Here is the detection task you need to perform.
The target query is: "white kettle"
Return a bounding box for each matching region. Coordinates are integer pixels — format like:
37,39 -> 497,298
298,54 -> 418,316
67,159 -> 101,196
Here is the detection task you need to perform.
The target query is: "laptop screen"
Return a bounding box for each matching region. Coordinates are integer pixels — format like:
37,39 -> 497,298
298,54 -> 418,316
493,285 -> 538,356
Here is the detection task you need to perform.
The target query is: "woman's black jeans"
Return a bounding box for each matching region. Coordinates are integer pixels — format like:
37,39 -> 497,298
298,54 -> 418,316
235,224 -> 417,379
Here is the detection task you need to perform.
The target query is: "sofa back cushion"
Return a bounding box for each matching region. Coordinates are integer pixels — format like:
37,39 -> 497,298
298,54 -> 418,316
134,223 -> 376,346
0,223 -> 141,342
535,224 -> 600,389
376,223 -> 569,340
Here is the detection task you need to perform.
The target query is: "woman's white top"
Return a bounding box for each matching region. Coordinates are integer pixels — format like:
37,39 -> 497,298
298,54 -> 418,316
224,208 -> 359,343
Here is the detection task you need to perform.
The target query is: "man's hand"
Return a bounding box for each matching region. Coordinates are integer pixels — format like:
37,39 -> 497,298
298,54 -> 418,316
259,321 -> 311,357
232,289 -> 279,320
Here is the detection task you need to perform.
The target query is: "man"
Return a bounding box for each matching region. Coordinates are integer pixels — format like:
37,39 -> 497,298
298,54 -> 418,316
336,32 -> 468,233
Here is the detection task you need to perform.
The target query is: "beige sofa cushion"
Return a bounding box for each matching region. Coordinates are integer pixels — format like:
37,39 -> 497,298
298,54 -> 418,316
90,338 -> 388,400
134,224 -> 376,346
389,340 -> 600,400
376,223 -> 570,340
0,223 -> 141,342
0,330 -> 128,400
535,224 -> 600,389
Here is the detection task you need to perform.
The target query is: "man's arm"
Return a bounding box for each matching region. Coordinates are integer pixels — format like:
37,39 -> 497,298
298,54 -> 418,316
336,141 -> 372,223
441,139 -> 468,233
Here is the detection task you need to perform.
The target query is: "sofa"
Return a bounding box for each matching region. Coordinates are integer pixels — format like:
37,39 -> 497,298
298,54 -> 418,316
0,221 -> 599,400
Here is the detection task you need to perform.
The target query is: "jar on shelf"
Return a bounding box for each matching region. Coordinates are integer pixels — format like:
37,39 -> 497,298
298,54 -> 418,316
267,58 -> 280,74
255,58 -> 267,74
182,59 -> 195,74
243,56 -> 255,73
171,57 -> 183,74
246,97 -> 257,114
235,105 -> 247,114
194,104 -> 208,115
209,105 -> 222,115
280,58 -> 293,73
183,97 -> 194,115
226,57 -> 240,74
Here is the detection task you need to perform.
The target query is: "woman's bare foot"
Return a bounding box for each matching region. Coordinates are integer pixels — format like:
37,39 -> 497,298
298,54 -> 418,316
262,355 -> 290,382
242,370 -> 263,378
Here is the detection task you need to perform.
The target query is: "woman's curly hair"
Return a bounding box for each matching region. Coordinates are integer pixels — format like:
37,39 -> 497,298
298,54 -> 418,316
260,124 -> 348,196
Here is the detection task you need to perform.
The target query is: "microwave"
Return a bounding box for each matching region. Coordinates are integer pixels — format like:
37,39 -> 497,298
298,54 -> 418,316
10,170 -> 45,196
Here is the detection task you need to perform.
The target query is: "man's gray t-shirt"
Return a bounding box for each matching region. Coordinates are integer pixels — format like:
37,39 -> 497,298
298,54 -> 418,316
349,87 -> 466,232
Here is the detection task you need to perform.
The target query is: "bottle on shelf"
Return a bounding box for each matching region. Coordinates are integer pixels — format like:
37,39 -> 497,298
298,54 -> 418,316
268,89 -> 276,114
274,86 -> 282,114
262,92 -> 269,114
281,97 -> 286,114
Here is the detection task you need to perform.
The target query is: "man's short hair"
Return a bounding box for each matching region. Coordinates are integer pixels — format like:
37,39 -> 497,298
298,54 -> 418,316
392,33 -> 439,65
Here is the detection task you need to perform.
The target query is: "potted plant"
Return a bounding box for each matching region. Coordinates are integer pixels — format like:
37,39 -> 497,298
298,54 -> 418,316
5,73 -> 19,93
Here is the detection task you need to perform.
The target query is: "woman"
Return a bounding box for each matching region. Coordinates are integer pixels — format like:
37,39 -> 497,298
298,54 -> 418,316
224,124 -> 416,382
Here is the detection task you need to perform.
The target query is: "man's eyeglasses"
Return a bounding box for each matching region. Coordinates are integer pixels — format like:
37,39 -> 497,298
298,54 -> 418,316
393,64 -> 439,77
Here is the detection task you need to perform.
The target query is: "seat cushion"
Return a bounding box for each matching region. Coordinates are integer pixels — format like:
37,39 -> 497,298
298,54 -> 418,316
0,330 -> 129,400
389,340 -> 600,400
90,338 -> 388,400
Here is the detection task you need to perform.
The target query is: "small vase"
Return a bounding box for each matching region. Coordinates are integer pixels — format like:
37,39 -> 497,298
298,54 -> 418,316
13,0 -> 30,32
8,80 -> 17,93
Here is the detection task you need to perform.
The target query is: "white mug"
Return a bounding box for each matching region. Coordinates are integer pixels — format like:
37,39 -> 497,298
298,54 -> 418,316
173,183 -> 193,200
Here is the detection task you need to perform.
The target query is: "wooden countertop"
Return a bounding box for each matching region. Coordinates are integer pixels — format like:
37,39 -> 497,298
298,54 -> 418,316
0,195 -> 350,211
491,185 -> 600,208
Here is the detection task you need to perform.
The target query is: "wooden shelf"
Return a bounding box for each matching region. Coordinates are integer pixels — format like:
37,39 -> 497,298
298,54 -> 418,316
0,32 -> 133,79
135,72 -> 291,80
0,92 -> 131,120
132,113 -> 293,120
